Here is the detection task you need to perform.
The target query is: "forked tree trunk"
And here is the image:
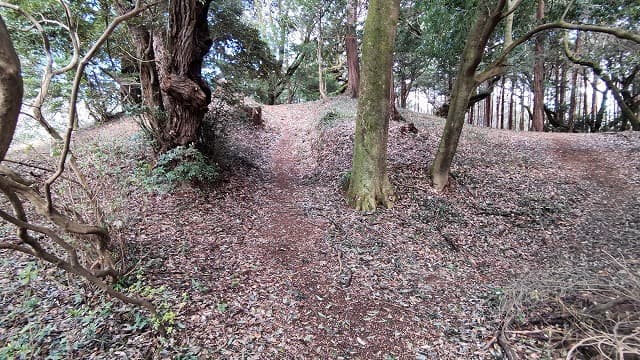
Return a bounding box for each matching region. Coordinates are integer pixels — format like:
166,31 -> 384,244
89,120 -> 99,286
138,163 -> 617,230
345,0 -> 360,98
532,0 -> 545,131
347,0 -> 400,211
0,15 -> 22,161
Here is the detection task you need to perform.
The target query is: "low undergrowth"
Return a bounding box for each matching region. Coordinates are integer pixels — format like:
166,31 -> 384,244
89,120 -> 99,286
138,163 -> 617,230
493,254 -> 640,359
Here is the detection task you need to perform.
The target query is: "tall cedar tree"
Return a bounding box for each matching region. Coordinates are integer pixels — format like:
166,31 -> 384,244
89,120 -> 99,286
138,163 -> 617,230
346,0 -> 400,211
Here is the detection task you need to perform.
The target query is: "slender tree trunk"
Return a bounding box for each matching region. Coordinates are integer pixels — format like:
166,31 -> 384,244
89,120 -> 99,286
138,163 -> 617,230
485,95 -> 492,127
508,78 -> 514,130
347,0 -> 400,211
0,15 -> 22,161
317,10 -> 328,102
582,69 -> 589,124
532,0 -> 545,131
567,68 -> 579,131
500,76 -> 506,129
430,1 -> 507,191
591,71 -> 598,128
400,80 -> 410,108
345,0 -> 360,98
558,64 -> 567,126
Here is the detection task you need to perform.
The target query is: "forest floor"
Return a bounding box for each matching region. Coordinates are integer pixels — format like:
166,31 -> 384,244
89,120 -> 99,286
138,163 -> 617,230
1,96 -> 639,359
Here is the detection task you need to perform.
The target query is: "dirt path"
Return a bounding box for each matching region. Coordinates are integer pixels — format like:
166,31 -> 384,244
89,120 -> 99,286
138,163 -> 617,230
2,101 -> 639,359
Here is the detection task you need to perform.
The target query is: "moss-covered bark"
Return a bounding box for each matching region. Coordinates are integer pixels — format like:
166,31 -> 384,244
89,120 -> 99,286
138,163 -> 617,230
346,0 -> 400,211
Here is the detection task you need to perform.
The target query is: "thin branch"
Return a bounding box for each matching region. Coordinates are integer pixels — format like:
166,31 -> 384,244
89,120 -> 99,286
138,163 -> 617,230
45,0 -> 159,208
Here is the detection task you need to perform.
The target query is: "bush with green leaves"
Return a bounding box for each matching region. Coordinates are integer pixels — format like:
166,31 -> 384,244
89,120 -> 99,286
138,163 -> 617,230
133,145 -> 217,192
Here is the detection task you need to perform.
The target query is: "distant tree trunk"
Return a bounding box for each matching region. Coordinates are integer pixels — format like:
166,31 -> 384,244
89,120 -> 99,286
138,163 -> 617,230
118,0 -> 213,152
0,15 -> 22,161
563,35 -> 640,131
595,89 -> 608,131
582,69 -> 589,124
558,64 -> 567,126
347,0 -> 400,211
532,0 -> 545,132
317,6 -> 328,102
430,1 -> 507,191
485,95 -> 492,127
389,67 -> 401,121
567,66 -> 579,131
500,76 -> 506,129
345,0 -> 360,98
508,78 -> 514,130
591,71 -> 598,126
400,80 -> 410,108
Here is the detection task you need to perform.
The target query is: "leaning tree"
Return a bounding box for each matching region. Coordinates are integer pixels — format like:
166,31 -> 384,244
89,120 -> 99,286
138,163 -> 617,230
429,0 -> 640,191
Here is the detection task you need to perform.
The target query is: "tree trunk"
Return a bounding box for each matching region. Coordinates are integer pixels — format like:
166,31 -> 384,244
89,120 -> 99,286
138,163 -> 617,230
532,0 -> 545,132
500,76 -> 506,129
567,66 -> 579,131
400,80 -> 410,108
430,1 -> 507,191
345,0 -> 360,98
317,7 -> 328,102
508,78 -> 514,130
485,95 -> 492,127
158,0 -> 213,151
347,0 -> 400,211
0,15 -> 23,162
118,0 -> 212,152
558,64 -> 567,126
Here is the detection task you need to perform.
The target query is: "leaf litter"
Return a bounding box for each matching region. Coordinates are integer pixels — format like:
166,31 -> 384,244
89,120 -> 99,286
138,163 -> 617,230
0,97 -> 638,358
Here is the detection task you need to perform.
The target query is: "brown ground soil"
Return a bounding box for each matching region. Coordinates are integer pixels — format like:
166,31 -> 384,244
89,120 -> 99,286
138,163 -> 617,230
1,97 -> 638,359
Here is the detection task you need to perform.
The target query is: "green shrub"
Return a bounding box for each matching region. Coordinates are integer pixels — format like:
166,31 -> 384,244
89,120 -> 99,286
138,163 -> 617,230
132,145 -> 217,192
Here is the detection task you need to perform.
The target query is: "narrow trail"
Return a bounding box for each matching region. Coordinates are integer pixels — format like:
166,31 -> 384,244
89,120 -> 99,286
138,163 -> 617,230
253,102 -> 330,277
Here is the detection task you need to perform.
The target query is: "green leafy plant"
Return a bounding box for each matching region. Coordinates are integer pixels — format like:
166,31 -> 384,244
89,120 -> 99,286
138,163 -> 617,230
132,145 -> 218,192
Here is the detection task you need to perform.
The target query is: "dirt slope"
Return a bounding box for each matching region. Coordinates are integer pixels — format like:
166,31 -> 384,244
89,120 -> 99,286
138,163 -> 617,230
0,97 -> 638,359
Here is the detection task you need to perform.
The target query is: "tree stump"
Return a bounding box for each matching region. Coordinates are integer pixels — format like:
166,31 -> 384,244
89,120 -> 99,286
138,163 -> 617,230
242,105 -> 263,127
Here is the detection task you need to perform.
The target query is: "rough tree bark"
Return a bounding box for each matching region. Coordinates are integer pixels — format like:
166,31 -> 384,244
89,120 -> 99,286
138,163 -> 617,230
346,0 -> 400,211
118,0 -> 213,152
0,15 -> 22,161
345,0 -> 360,98
532,0 -> 545,131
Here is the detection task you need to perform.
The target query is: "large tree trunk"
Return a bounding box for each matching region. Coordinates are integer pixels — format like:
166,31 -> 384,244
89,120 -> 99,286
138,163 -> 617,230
118,0 -> 212,152
532,0 -> 545,132
346,0 -> 400,211
0,15 -> 22,162
345,0 -> 360,98
430,0 -> 507,191
158,0 -> 212,151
